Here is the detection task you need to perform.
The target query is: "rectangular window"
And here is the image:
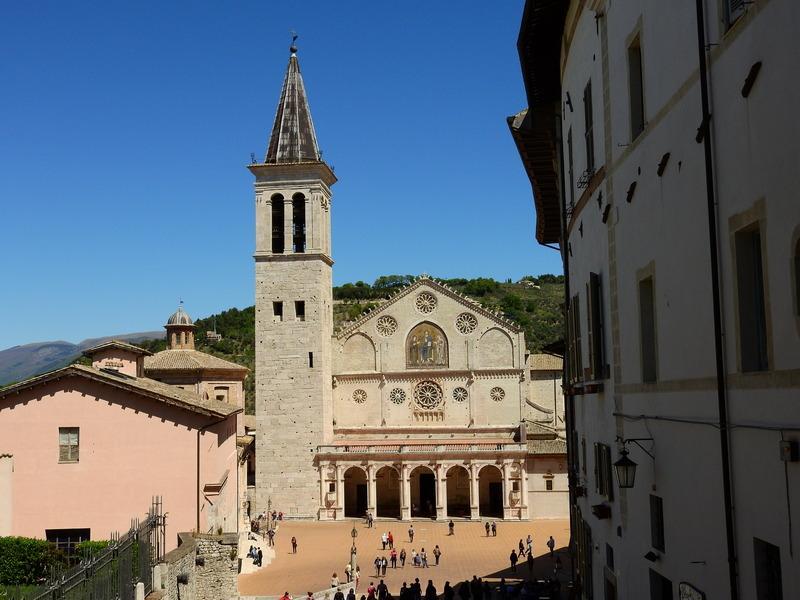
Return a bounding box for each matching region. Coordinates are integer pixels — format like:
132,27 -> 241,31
648,569 -> 673,600
308,352 -> 314,368
292,197 -> 306,253
754,537 -> 783,600
46,528 -> 90,554
581,438 -> 587,475
726,0 -> 746,27
545,479 -> 553,491
58,427 -> 79,463
735,227 -> 769,372
271,198 -> 285,253
583,81 -> 594,174
594,442 -> 613,500
295,300 -> 306,321
568,295 -> 583,383
567,127 -> 575,210
605,543 -> 614,570
628,37 -> 645,139
273,301 -> 283,322
650,494 -> 665,551
328,482 -> 336,493
214,387 -> 229,403
586,272 -> 605,380
639,276 -> 658,383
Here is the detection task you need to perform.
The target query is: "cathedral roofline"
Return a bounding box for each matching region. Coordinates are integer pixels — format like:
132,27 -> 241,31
334,275 -> 524,339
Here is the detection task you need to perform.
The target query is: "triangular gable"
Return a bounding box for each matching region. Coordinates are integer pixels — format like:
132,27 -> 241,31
335,275 -> 522,339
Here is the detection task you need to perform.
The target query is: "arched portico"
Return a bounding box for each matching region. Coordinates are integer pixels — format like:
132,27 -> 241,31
343,466 -> 368,518
409,465 -> 436,518
375,465 -> 401,519
446,465 -> 471,517
478,464 -> 504,518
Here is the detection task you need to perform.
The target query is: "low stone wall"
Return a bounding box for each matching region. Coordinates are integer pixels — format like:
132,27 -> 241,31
155,532 -> 239,600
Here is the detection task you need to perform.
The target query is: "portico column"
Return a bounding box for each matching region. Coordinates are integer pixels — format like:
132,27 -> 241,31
436,464 -> 447,520
367,464 -> 377,517
319,464 -> 328,518
520,461 -> 529,520
336,464 -> 345,520
401,464 -> 412,521
502,462 -> 511,519
284,197 -> 293,252
469,463 -> 480,520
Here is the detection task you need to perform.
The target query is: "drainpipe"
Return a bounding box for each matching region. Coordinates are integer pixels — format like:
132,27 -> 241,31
553,105 -> 577,578
197,414 -> 231,533
694,1 -> 738,598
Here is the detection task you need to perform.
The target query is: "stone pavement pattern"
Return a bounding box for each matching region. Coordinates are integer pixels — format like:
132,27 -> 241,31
238,520 -> 570,597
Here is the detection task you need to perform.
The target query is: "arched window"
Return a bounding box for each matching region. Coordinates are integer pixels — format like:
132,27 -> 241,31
406,322 -> 448,368
271,194 -> 284,253
292,193 -> 306,253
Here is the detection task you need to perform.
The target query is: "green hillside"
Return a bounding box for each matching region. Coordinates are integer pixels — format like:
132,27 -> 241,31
133,275 -> 564,414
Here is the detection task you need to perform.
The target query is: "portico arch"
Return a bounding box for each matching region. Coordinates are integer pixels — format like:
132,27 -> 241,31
410,465 -> 437,518
375,466 -> 401,519
478,464 -> 503,518
343,466 -> 368,518
446,465 -> 471,517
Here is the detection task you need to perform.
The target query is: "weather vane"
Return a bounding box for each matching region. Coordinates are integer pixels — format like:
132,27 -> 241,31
290,30 -> 298,53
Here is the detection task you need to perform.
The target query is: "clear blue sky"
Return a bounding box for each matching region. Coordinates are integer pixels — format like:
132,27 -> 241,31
0,1 -> 561,349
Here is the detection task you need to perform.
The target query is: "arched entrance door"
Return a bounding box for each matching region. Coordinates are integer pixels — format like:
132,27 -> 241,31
478,465 -> 504,518
343,467 -> 368,518
410,465 -> 437,518
375,466 -> 401,519
446,465 -> 471,517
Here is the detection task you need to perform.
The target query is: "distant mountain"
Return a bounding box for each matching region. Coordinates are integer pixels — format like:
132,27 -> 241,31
0,331 -> 164,386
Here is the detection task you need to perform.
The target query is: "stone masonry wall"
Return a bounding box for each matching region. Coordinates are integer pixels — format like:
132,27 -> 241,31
159,533 -> 239,600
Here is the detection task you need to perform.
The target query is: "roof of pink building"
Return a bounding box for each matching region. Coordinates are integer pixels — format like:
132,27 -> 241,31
144,349 -> 248,375
83,339 -> 153,357
0,363 -> 240,418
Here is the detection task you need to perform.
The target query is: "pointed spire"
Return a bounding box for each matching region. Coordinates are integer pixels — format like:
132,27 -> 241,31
265,41 -> 321,164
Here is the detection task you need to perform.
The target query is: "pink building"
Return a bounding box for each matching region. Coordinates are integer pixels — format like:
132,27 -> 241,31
0,307 -> 246,550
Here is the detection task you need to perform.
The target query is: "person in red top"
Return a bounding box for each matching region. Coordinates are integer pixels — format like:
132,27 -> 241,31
280,593 -> 292,600
367,583 -> 376,600
387,531 -> 394,549
390,548 -> 398,568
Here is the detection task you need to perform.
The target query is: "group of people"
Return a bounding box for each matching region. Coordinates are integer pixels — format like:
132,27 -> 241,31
372,544 -> 442,575
508,535 -> 561,579
482,521 -> 498,537
246,544 -> 264,566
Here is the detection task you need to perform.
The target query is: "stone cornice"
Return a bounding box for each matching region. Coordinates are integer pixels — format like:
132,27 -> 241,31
332,368 -> 524,384
253,252 -> 334,266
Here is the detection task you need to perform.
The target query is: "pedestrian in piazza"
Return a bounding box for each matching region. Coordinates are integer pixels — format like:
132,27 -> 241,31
390,548 -> 398,568
470,576 -> 482,600
355,567 -> 361,589
381,556 -> 388,576
526,551 -> 534,576
347,590 -> 356,600
332,573 -> 340,588
517,539 -> 525,557
374,556 -> 382,577
411,548 -> 417,567
267,529 -> 275,547
547,535 -> 556,558
424,580 -> 437,600
399,548 -> 407,567
484,522 -> 490,537
388,531 -> 394,549
526,534 -> 533,557
256,547 -> 263,567
367,582 -> 376,600
368,512 -> 374,528
509,549 -> 518,572
408,524 -> 415,543
412,578 -> 422,600
448,519 -> 455,535
399,582 -> 409,600
335,588 -> 345,600
491,521 -> 497,536
443,582 -> 454,600
420,548 -> 429,568
345,563 -> 352,583
433,545 -> 441,566
377,579 -> 388,600
280,592 -> 292,600
381,532 -> 388,550
292,536 -> 298,553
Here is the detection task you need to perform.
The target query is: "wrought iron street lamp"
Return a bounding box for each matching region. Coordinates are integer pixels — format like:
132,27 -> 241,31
614,437 -> 654,489
350,525 -> 358,574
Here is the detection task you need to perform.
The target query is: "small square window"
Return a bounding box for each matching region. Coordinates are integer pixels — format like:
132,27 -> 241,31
295,301 -> 306,321
328,482 -> 336,493
546,479 -> 553,491
59,427 -> 79,463
273,301 -> 283,322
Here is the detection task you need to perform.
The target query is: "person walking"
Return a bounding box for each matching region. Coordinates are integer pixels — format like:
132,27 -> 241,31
390,548 -> 398,568
424,580 -> 437,600
332,573 -> 340,588
400,548 -> 407,567
408,524 -> 415,543
448,520 -> 455,536
420,548 -> 428,568
517,539 -> 525,557
355,567 -> 361,589
374,557 -> 382,577
335,589 -> 345,600
413,578 -> 422,600
509,550 -> 518,572
547,535 -> 556,558
400,583 -> 409,600
554,555 -> 563,580
256,547 -> 263,567
267,529 -> 275,547
388,531 -> 394,550
491,521 -> 497,537
433,545 -> 441,566
280,592 -> 293,600
526,551 -> 534,576
345,563 -> 353,583
347,590 -> 356,600
484,522 -> 490,537
377,580 -> 388,600
381,556 -> 388,576
367,583 -> 376,600
526,534 -> 533,557
381,532 -> 388,550
292,536 -> 298,554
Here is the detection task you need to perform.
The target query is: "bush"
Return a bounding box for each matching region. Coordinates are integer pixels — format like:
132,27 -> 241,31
75,540 -> 109,558
0,537 -> 64,585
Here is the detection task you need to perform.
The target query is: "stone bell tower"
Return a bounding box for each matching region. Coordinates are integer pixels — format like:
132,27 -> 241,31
250,42 -> 336,518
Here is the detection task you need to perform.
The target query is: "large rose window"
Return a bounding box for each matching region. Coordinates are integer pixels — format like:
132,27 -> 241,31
413,381 -> 443,409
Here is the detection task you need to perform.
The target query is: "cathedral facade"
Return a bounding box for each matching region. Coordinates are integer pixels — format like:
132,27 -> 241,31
251,46 -> 565,520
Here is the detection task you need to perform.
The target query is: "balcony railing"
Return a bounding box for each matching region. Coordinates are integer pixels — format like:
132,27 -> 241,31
316,442 -> 528,455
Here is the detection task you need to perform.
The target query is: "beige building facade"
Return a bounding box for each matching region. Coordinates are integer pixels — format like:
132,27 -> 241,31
251,45 -> 567,521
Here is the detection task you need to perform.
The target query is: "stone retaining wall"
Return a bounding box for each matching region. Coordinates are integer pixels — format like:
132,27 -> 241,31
156,532 -> 239,600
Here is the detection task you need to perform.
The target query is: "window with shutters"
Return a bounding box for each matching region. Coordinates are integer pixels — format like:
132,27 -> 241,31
650,494 -> 665,551
735,226 -> 769,372
59,427 -> 79,463
594,443 -> 613,500
586,272 -> 606,380
583,81 -> 595,174
567,295 -> 583,384
628,36 -> 645,140
567,127 -> 575,211
639,276 -> 658,383
725,0 -> 746,28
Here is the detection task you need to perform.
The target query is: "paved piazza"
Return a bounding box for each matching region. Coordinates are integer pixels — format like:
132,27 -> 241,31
238,519 -> 570,597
